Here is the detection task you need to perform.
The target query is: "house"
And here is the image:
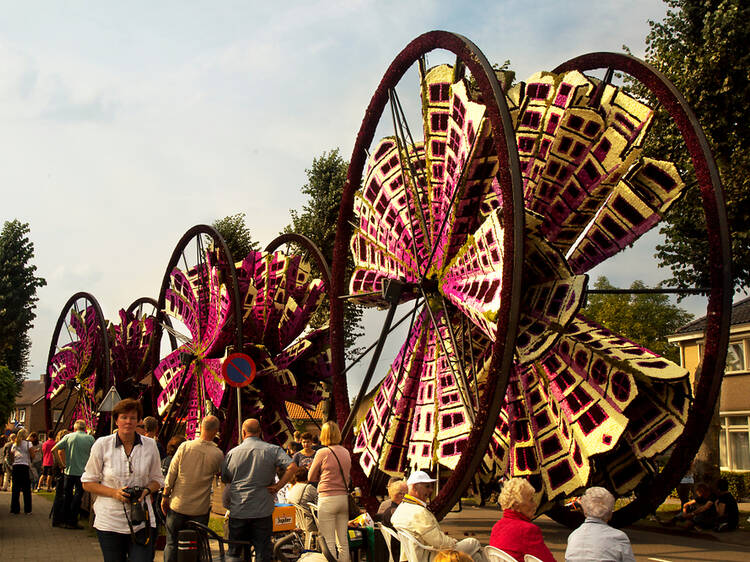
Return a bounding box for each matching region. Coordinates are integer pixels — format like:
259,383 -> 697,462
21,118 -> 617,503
285,400 -> 328,436
4,375 -> 72,441
668,296 -> 750,471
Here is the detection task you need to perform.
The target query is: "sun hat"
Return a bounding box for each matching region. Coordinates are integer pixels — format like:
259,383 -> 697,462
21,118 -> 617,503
407,470 -> 437,485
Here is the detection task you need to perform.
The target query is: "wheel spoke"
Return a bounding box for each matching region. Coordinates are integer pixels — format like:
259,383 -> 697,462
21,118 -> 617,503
390,88 -> 431,257
418,285 -> 475,424
343,298 -> 423,375
464,314 -> 480,408
439,296 -> 479,412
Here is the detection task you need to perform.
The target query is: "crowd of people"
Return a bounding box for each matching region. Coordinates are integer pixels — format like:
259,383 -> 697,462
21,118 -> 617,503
4,404 -> 744,562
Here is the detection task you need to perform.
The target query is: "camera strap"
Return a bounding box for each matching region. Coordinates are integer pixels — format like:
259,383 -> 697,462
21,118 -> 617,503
122,499 -> 151,546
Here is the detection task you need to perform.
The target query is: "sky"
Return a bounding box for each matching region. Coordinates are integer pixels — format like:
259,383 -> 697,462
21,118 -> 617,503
2,0 -> 721,394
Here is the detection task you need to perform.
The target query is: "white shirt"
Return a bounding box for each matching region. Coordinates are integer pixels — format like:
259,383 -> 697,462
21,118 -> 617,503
565,517 -> 636,562
11,441 -> 32,466
81,432 -> 164,534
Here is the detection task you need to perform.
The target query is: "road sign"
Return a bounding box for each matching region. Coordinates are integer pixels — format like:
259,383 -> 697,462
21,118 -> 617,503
222,353 -> 256,388
98,386 -> 122,412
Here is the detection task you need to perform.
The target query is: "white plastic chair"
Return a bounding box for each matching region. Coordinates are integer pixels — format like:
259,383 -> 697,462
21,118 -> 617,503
378,524 -> 401,562
308,502 -> 320,527
294,503 -> 319,549
483,545 -> 519,562
396,529 -> 442,562
524,555 -> 544,562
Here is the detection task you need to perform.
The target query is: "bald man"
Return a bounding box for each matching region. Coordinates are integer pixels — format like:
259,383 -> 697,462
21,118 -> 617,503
161,416 -> 224,562
221,419 -> 297,562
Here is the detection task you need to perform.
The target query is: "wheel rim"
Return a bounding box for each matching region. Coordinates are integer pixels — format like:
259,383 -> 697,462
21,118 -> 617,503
331,30 -> 525,517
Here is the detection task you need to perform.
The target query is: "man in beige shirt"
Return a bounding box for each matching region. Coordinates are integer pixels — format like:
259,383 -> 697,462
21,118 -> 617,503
161,415 -> 224,562
391,471 -> 485,562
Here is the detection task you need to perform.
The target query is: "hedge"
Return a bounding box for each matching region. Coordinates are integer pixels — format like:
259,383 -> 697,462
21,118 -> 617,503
720,470 -> 750,500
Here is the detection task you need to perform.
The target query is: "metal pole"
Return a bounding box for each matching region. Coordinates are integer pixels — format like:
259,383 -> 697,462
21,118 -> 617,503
236,387 -> 242,444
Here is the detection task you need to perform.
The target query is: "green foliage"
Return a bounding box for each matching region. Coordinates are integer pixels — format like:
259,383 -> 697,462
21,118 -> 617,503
720,470 -> 750,500
581,276 -> 693,362
0,220 -> 46,387
212,213 -> 260,261
0,365 -> 18,426
631,0 -> 750,290
286,149 -> 363,358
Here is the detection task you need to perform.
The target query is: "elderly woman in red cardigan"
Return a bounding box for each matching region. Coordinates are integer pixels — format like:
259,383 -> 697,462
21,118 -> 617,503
489,478 -> 555,562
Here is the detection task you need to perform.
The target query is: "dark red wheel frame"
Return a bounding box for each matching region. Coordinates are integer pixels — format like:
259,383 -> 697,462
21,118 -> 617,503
546,52 -> 732,527
330,30 -> 525,517
44,291 -> 111,437
265,232 -> 333,289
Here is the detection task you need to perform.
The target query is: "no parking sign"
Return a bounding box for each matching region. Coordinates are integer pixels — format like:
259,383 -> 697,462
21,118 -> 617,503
222,353 -> 256,388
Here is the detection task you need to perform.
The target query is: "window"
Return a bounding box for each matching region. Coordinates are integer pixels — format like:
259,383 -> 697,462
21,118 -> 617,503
18,408 -> 25,422
53,408 -> 63,423
720,414 -> 750,471
725,341 -> 746,372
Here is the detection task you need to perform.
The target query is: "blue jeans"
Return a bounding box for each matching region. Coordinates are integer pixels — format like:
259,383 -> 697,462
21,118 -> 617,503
164,510 -> 210,562
96,529 -> 153,562
63,474 -> 83,525
227,515 -> 272,562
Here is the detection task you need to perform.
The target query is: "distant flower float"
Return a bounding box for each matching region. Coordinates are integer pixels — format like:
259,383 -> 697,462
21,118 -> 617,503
154,226 -> 332,445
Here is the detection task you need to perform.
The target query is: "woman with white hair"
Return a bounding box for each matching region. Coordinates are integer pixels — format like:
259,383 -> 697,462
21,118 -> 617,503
565,487 -> 635,562
489,478 -> 555,562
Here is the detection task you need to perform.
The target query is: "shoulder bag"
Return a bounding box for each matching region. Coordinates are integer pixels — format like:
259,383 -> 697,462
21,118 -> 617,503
325,446 -> 360,520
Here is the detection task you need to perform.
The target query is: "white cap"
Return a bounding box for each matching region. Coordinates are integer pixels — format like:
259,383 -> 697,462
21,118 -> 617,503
407,471 -> 437,485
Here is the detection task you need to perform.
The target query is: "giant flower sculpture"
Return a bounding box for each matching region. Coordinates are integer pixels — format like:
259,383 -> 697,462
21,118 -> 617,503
109,308 -> 157,397
352,65 -> 691,504
236,249 -> 332,446
46,306 -> 103,430
154,248 -> 233,439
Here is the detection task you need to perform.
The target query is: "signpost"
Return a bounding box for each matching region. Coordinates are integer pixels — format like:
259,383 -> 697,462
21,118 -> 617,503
98,386 -> 122,433
222,353 -> 256,443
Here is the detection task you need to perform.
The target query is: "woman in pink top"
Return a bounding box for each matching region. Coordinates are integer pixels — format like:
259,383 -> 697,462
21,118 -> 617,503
308,421 -> 351,562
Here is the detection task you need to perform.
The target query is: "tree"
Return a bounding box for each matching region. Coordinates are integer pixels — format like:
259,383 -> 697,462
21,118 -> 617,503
212,213 -> 260,260
0,220 -> 47,388
285,149 -> 364,358
581,276 -> 693,363
0,365 -> 17,427
631,0 -> 750,291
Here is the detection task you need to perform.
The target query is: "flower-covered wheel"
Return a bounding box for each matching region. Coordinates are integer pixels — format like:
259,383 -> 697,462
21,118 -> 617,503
333,32 -> 731,523
231,233 -> 333,446
331,30 -> 525,516
44,292 -> 111,436
154,225 -> 243,443
107,297 -> 176,416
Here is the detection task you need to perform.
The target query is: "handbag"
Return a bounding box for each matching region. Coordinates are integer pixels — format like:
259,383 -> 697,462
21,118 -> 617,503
325,446 -> 360,520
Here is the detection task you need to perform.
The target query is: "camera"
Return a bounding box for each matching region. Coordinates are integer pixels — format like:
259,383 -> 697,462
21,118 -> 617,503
123,486 -> 147,503
122,486 -> 148,526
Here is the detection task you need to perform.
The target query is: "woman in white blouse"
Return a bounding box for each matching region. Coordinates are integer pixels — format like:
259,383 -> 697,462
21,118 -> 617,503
82,399 -> 164,562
